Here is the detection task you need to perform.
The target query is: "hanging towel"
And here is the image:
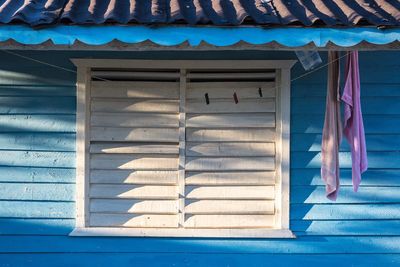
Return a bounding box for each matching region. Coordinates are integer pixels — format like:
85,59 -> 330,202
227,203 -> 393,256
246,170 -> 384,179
341,51 -> 368,192
321,51 -> 342,201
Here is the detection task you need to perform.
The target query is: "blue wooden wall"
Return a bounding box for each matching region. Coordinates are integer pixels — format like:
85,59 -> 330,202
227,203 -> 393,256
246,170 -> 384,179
0,50 -> 399,267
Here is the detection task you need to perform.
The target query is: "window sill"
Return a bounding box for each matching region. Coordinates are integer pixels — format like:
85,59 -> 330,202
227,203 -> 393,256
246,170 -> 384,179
69,227 -> 296,238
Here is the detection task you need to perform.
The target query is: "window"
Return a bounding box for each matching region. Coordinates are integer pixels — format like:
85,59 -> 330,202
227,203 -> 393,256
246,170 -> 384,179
71,60 -> 295,238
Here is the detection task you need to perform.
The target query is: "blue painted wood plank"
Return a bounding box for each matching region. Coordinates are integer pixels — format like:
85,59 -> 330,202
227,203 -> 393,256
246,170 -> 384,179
291,151 -> 400,169
293,65 -> 400,84
0,201 -> 74,218
0,68 -> 75,86
0,167 -> 75,183
0,219 -> 74,235
4,218 -> 399,237
0,183 -> 74,201
292,83 -> 400,97
0,253 -> 399,267
291,114 -> 400,134
291,220 -> 400,236
0,133 -> 75,151
292,97 -> 400,115
0,96 -> 75,114
291,204 -> 400,220
291,134 -> 400,152
0,85 -> 75,96
1,236 -> 400,253
291,169 -> 400,186
291,186 -> 400,204
0,151 -> 75,168
0,115 -> 75,132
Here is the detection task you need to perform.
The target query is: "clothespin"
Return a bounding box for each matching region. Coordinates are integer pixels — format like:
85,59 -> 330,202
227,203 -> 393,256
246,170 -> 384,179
258,87 -> 263,97
205,93 -> 210,105
233,92 -> 239,104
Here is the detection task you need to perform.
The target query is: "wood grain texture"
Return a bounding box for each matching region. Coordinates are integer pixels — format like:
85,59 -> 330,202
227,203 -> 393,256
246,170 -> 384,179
185,186 -> 275,200
90,143 -> 178,154
1,254 -> 399,267
186,98 -> 275,113
90,170 -> 178,184
186,113 -> 275,128
0,183 -> 74,201
91,81 -> 179,99
184,214 -> 275,228
185,200 -> 274,214
90,199 -> 178,214
185,171 -> 275,185
90,184 -> 178,199
91,99 -> 179,113
91,113 -> 178,127
90,154 -> 178,170
0,201 -> 74,218
186,142 -> 275,157
90,127 -> 179,142
187,82 -> 275,99
90,213 -> 179,227
185,157 -> 275,171
186,128 -> 275,142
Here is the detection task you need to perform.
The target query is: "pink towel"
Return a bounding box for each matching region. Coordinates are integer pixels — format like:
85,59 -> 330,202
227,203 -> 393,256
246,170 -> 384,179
321,51 -> 342,201
341,51 -> 368,192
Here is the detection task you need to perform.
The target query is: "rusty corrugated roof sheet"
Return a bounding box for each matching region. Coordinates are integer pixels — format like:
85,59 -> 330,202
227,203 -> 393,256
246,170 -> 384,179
0,0 -> 398,27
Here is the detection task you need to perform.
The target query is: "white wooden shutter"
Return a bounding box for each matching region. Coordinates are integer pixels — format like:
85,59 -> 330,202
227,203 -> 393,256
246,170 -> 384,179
184,70 -> 277,228
88,69 -> 181,228
72,60 -> 293,237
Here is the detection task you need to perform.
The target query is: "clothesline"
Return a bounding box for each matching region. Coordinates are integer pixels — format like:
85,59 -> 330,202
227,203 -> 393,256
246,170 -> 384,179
2,49 -> 348,89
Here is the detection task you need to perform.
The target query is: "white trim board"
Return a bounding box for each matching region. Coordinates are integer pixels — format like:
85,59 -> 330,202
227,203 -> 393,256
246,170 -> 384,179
70,227 -> 295,238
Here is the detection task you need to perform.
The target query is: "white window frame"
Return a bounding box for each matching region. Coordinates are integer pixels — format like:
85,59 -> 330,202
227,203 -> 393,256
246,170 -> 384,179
69,59 -> 296,238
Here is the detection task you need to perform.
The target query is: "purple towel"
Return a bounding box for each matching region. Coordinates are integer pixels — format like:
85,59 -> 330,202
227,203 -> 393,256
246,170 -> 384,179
341,51 -> 368,192
321,51 -> 342,201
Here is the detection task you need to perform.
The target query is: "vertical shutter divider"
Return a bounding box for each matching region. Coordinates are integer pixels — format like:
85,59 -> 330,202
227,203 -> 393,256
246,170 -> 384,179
178,69 -> 187,228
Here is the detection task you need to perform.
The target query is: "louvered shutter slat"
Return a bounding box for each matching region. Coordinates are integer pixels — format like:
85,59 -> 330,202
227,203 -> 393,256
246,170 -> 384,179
89,70 -> 180,228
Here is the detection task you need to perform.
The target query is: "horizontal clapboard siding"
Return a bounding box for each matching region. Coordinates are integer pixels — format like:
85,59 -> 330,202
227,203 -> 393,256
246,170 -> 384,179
0,67 -> 76,243
1,51 -> 399,266
289,53 -> 400,255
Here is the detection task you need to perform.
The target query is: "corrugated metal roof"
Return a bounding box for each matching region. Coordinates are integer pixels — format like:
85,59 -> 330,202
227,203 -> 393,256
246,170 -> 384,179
0,0 -> 398,27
